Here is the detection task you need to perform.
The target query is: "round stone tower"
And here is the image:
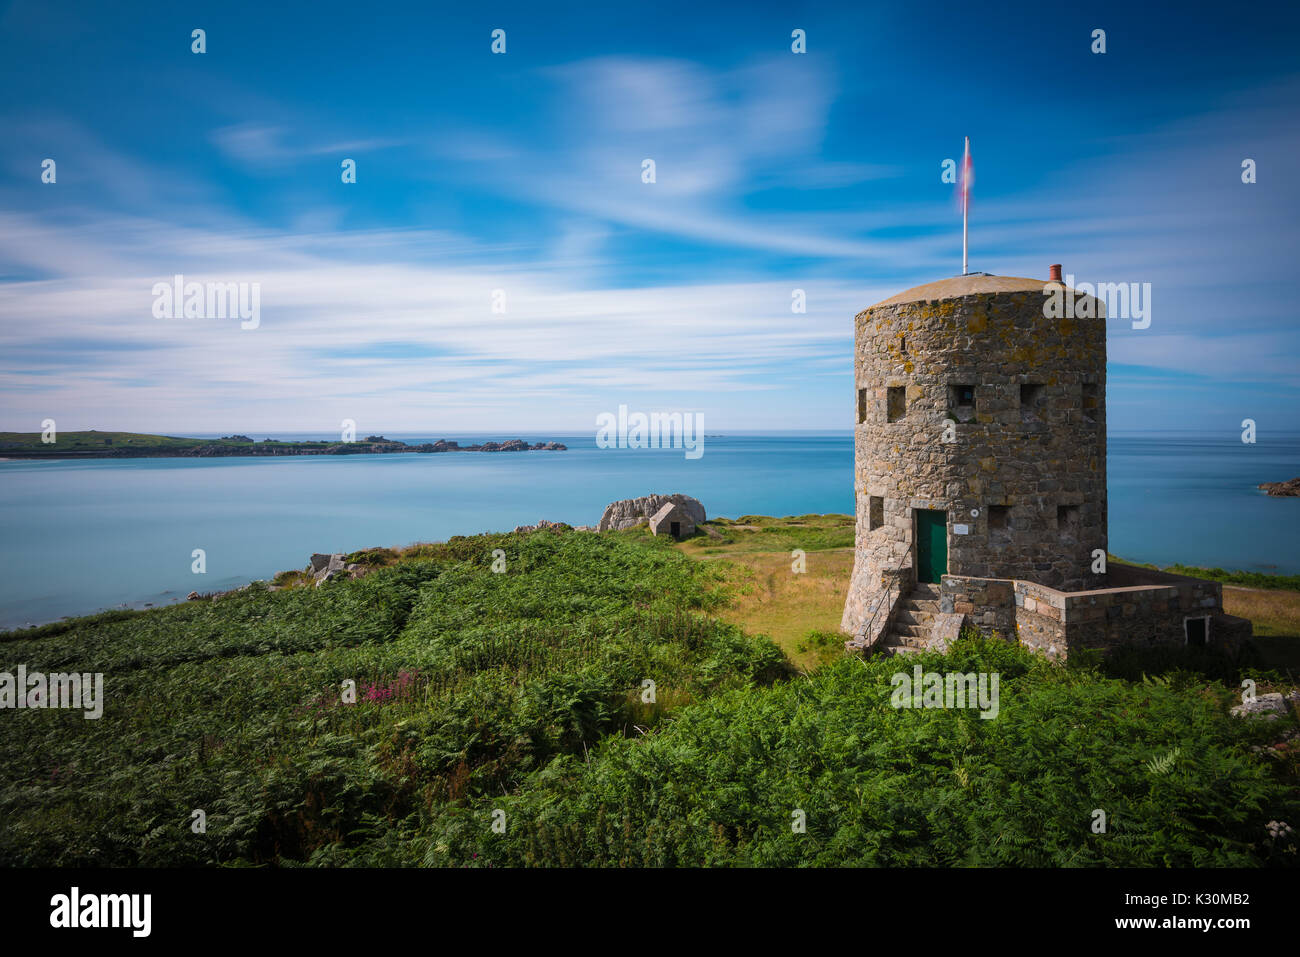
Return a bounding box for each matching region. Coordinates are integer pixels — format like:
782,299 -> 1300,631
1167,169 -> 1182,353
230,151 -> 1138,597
841,271 -> 1107,637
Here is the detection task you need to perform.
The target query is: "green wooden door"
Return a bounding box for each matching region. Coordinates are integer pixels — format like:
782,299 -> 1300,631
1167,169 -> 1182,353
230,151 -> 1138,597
916,510 -> 947,583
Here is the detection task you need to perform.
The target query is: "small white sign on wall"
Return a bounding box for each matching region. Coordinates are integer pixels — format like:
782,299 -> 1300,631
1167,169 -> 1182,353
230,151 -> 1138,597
953,524 -> 970,535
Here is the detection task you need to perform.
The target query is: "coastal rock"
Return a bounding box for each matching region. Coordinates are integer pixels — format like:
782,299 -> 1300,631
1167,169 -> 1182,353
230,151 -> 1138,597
316,566 -> 353,585
309,553 -> 352,582
186,591 -> 200,600
1259,477 -> 1300,497
1231,692 -> 1288,719
513,519 -> 574,534
597,494 -> 706,532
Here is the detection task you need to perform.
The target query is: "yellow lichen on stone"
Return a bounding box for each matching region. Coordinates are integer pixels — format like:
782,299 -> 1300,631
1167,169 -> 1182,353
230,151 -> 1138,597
844,279 -> 1110,638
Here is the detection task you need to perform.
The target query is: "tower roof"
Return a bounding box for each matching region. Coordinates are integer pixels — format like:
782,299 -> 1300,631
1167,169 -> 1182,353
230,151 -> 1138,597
871,274 -> 1055,308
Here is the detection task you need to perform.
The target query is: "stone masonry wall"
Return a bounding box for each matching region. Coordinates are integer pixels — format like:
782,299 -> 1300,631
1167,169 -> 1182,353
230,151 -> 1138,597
939,574 -> 1016,639
844,277 -> 1107,635
932,565 -> 1252,661
844,564 -> 910,644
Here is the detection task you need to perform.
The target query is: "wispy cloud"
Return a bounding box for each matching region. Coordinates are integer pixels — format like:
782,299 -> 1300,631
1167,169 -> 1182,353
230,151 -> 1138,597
0,37 -> 1297,433
211,123 -> 407,170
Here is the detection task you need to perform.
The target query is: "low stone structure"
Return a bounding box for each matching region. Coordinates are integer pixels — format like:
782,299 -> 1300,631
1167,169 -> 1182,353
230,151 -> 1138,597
939,563 -> 1252,660
597,494 -> 706,532
648,502 -> 695,538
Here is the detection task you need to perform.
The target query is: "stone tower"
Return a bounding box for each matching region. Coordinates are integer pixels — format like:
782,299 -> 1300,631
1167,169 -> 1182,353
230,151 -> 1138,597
841,271 -> 1107,638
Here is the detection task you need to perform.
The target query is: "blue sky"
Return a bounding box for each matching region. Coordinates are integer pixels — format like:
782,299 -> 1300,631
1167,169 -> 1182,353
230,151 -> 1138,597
1,0 -> 1298,434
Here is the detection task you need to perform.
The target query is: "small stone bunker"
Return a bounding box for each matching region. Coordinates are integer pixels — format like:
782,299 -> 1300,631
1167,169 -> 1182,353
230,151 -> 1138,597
649,502 -> 695,538
941,563 -> 1252,661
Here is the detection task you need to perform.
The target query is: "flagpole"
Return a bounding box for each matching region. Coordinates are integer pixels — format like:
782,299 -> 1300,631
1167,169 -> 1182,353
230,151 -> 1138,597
962,136 -> 969,276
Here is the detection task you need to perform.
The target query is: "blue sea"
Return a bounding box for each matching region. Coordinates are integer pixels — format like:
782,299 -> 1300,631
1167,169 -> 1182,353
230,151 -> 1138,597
0,431 -> 1297,630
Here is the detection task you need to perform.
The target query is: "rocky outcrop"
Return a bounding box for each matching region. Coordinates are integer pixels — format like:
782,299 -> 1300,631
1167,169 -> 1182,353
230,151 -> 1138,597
512,519 -> 574,534
1231,692 -> 1289,719
307,552 -> 361,585
597,494 -> 706,532
1259,477 -> 1300,497
412,439 -> 567,453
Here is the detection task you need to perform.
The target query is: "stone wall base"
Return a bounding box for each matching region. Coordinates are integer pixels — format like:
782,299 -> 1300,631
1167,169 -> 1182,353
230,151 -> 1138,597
936,566 -> 1253,661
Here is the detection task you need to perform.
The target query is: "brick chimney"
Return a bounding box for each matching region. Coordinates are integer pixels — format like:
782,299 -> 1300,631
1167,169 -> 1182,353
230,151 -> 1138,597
1049,264 -> 1062,281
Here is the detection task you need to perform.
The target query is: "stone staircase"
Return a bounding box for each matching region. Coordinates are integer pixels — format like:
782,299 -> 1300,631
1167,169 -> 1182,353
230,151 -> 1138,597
878,582 -> 942,656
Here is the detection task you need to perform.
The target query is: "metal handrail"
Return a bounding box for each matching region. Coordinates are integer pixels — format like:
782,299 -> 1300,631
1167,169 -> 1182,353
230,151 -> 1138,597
858,575 -> 900,653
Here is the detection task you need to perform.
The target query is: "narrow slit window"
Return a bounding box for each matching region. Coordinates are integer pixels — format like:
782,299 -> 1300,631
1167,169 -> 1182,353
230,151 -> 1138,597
988,505 -> 1011,541
1082,383 -> 1099,422
857,388 -> 868,425
869,496 -> 885,531
1057,504 -> 1080,531
1020,383 -> 1044,415
887,386 -> 906,423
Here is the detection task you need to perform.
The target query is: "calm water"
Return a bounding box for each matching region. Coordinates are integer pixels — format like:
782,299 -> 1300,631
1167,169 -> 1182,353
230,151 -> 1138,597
0,431 -> 1296,630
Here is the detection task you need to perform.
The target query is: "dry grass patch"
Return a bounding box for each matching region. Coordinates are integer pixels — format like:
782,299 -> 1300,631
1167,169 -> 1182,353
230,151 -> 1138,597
689,547 -> 854,671
1224,586 -> 1300,637
1223,585 -> 1300,671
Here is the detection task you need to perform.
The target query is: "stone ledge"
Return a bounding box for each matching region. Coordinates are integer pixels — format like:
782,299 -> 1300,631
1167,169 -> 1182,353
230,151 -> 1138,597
928,612 -> 965,654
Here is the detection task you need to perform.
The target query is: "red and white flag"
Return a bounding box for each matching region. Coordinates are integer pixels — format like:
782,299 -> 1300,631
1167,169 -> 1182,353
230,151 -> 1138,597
959,136 -> 974,212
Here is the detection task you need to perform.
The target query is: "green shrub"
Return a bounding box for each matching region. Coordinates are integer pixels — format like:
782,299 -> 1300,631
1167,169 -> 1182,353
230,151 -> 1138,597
1,534 -> 1294,868
433,637 -> 1298,867
0,531 -> 781,866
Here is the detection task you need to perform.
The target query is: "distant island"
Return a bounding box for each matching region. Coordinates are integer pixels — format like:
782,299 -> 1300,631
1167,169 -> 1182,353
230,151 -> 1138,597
0,430 -> 567,459
1259,477 -> 1300,497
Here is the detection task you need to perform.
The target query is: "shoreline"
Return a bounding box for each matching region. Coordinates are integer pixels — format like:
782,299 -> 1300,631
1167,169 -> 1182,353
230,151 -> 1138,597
5,515 -> 1299,635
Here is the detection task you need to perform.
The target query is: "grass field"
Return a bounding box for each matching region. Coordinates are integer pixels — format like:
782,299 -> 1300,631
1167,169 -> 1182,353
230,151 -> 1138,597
668,514 -> 855,670
1226,586 -> 1300,670
675,515 -> 1300,674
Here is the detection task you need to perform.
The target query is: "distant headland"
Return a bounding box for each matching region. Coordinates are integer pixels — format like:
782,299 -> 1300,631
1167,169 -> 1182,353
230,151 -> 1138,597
0,430 -> 567,459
